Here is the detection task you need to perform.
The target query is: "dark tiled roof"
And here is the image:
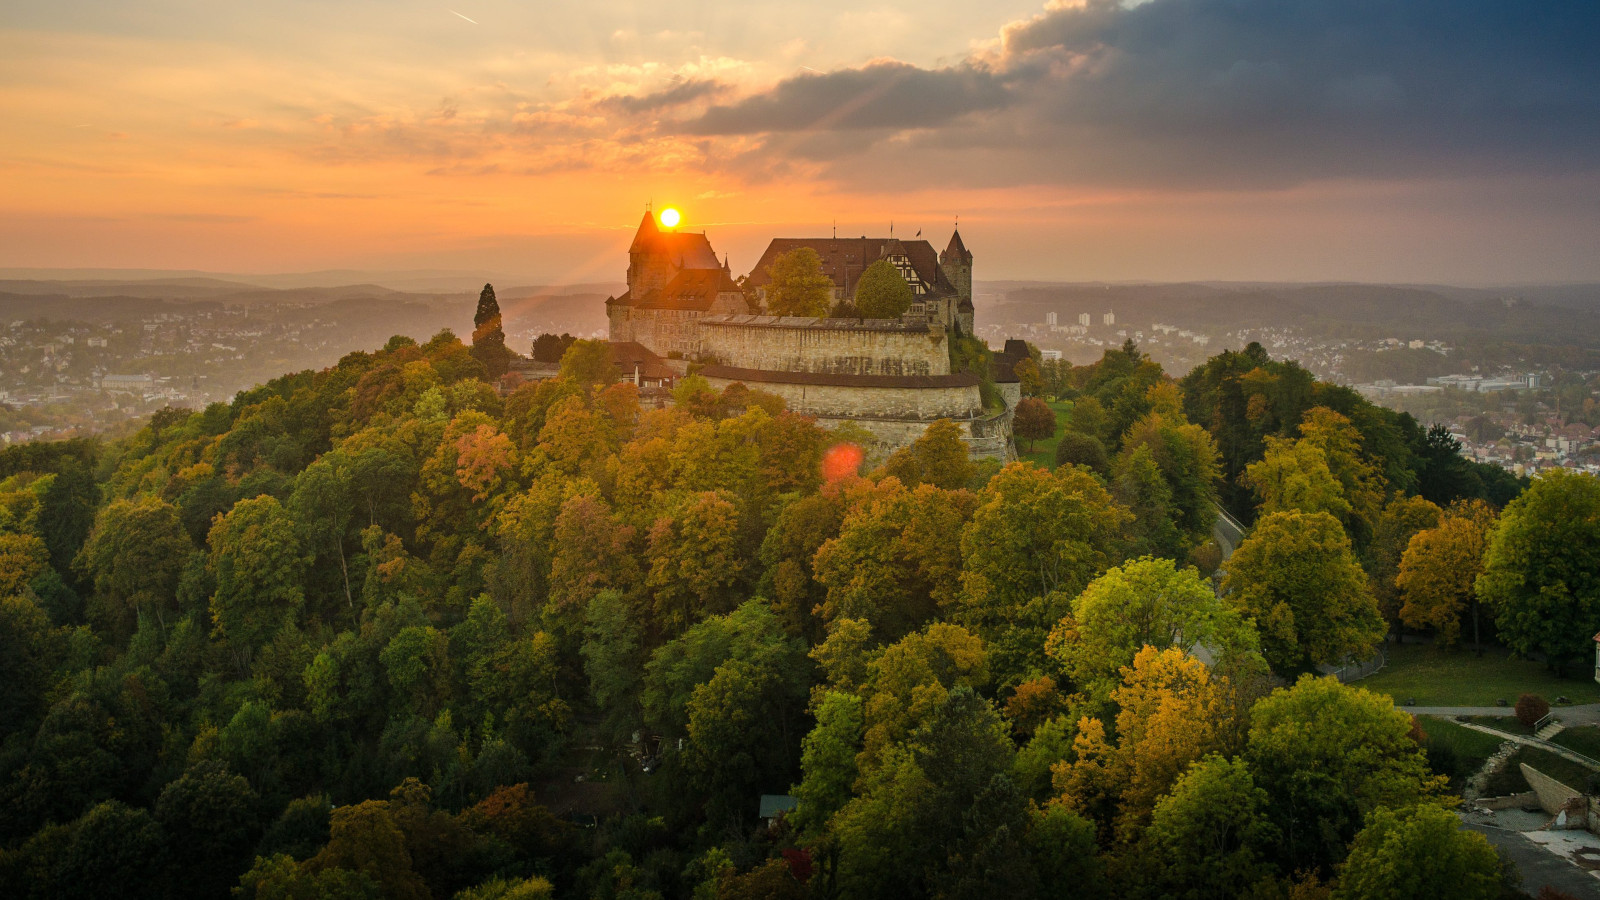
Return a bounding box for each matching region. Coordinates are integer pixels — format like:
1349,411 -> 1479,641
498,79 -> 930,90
992,339 -> 1030,383
941,228 -> 972,264
700,364 -> 979,389
744,237 -> 956,298
625,267 -> 743,311
628,212 -> 723,271
608,340 -> 677,380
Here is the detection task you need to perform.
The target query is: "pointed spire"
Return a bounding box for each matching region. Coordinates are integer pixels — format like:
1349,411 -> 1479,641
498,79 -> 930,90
629,209 -> 660,253
941,225 -> 971,264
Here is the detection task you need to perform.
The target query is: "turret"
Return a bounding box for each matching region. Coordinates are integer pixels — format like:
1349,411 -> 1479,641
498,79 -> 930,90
940,227 -> 973,333
627,210 -> 672,297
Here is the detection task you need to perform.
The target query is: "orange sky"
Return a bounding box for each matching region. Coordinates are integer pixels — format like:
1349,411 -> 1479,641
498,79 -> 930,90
3,1 -> 1597,284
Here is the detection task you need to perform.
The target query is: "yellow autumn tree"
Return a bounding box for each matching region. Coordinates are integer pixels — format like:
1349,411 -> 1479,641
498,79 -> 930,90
1396,500 -> 1497,648
1053,645 -> 1231,842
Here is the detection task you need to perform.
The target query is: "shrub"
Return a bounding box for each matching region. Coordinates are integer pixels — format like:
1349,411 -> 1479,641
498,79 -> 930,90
1515,693 -> 1550,731
1055,431 -> 1108,475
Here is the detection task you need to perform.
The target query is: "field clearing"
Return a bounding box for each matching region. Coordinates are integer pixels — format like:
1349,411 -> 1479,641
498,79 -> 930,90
1358,641 -> 1600,707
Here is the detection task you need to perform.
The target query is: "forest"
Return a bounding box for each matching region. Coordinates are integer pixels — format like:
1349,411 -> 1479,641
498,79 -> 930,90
2,326 -> 1599,900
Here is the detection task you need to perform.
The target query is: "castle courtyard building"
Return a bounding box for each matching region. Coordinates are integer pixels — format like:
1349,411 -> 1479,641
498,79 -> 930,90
603,211 -> 1014,459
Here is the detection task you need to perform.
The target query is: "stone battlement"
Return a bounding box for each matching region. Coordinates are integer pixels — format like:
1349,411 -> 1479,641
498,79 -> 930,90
699,315 -> 950,377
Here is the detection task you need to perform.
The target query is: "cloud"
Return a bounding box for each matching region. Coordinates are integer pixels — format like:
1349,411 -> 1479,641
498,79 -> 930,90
678,0 -> 1600,190
594,78 -> 728,115
686,61 -> 1006,134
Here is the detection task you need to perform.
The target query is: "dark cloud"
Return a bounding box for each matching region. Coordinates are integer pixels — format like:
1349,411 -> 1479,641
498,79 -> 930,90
685,61 -> 1007,134
685,0 -> 1600,189
595,78 -> 729,115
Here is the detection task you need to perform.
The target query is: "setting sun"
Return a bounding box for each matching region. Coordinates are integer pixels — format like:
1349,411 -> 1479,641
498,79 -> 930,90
659,207 -> 681,228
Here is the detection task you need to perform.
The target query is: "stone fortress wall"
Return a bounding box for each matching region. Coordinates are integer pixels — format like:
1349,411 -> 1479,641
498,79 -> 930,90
696,315 -> 1013,462
698,315 -> 950,377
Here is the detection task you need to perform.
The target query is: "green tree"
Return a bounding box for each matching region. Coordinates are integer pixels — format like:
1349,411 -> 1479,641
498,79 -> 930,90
1222,510 -> 1383,675
558,339 -> 618,387
1333,804 -> 1502,900
1116,411 -> 1221,548
472,283 -> 513,379
1048,557 -> 1258,697
1247,676 -> 1445,875
1013,398 -> 1057,452
1054,431 -> 1109,476
853,260 -> 914,319
814,480 -> 975,641
958,463 -> 1129,684
154,761 -> 262,900
10,800 -> 170,900
792,690 -> 864,833
764,248 -> 834,317
379,624 -> 452,717
641,600 -> 809,737
0,595 -> 62,743
879,419 -> 976,490
831,687 -> 1016,900
857,623 -> 989,767
237,853 -> 382,899
208,495 -> 309,671
76,495 -> 191,634
1245,438 -> 1352,523
646,491 -> 744,635
1476,469 -> 1600,674
1129,755 -> 1278,900
682,657 -> 809,826
581,588 -> 646,737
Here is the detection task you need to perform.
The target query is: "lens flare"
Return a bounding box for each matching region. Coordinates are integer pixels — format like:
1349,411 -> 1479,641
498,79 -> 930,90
659,207 -> 681,228
822,442 -> 865,482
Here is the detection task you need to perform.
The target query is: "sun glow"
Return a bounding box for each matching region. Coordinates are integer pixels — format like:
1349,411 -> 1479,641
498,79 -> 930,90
658,207 -> 681,228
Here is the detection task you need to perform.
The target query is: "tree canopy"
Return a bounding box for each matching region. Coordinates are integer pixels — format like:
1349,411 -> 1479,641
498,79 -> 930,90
763,248 -> 833,317
852,260 -> 915,320
0,320 -> 1539,899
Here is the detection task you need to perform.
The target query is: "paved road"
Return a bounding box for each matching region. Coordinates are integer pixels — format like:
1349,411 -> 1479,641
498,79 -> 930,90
1407,705 -> 1600,725
1212,506 -> 1246,560
1467,825 -> 1600,898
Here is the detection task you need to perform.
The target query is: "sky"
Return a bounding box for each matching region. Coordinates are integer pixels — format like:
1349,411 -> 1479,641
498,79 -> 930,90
2,0 -> 1598,285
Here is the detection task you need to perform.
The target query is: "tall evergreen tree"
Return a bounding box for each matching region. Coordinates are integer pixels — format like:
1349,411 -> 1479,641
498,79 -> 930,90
471,283 -> 512,379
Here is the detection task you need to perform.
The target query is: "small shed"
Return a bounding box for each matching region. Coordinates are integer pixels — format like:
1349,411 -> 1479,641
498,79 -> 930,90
759,794 -> 798,827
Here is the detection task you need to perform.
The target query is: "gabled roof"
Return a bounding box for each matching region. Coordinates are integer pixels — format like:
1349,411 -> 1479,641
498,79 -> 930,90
629,211 -> 723,270
608,340 -> 677,381
628,211 -> 659,253
744,237 -> 956,298
622,267 -> 743,311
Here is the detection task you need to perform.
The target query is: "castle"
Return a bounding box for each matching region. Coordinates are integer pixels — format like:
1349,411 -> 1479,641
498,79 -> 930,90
604,211 -> 1015,460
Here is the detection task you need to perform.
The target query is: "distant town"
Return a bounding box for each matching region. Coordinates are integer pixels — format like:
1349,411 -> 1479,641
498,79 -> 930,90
4,278 -> 1600,483
985,304 -> 1600,480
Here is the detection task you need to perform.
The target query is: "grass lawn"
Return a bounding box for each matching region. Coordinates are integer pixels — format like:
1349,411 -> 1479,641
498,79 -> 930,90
1459,715 -> 1533,735
1552,725 -> 1600,760
1418,716 -> 1509,787
1483,745 -> 1599,797
1356,641 -> 1600,707
1017,400 -> 1074,468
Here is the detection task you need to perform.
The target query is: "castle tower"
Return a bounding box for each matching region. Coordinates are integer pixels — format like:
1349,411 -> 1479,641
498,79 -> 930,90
940,227 -> 973,334
627,210 -> 673,298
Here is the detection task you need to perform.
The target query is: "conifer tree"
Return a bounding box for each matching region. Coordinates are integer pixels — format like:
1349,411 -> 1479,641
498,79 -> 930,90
471,283 -> 512,379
